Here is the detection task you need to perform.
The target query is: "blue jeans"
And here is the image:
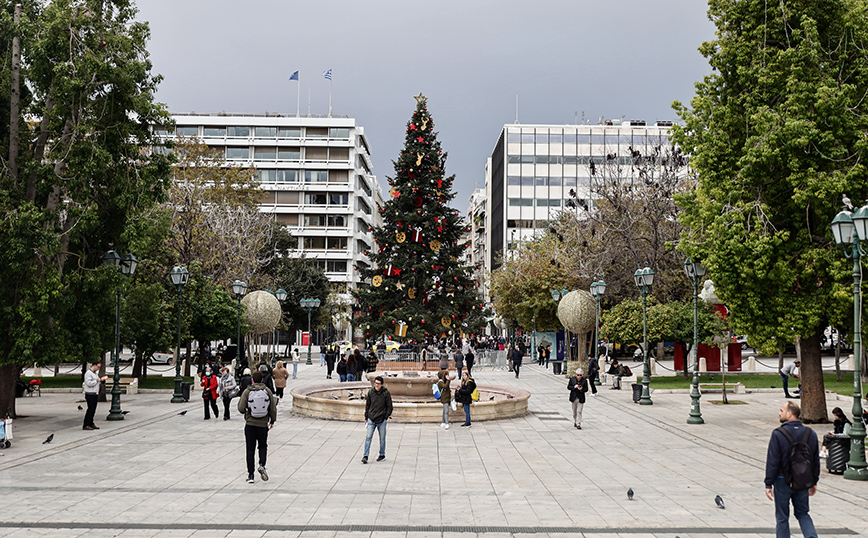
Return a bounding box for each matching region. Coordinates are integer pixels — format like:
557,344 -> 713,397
347,373 -> 356,382
292,362 -> 298,379
780,372 -> 791,396
773,476 -> 817,538
364,419 -> 386,457
339,374 -> 347,382
463,402 -> 471,425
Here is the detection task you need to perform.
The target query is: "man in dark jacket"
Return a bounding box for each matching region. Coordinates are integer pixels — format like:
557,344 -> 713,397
764,401 -> 819,538
567,369 -> 588,429
362,376 -> 393,464
512,344 -> 524,379
238,370 -> 278,484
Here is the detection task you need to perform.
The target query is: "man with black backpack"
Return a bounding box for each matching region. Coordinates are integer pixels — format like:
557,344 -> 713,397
764,401 -> 820,538
238,370 -> 278,484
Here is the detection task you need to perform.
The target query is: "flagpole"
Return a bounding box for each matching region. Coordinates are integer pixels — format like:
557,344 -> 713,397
297,82 -> 300,117
328,77 -> 333,118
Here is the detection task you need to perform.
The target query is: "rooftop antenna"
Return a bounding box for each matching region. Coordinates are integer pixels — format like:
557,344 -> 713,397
307,87 -> 311,116
514,94 -> 519,124
574,111 -> 578,125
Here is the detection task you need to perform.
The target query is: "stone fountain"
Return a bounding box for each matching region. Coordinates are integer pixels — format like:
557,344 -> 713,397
290,371 -> 529,422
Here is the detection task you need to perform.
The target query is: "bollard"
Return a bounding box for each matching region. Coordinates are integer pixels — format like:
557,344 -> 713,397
746,354 -> 756,372
650,357 -> 657,376
845,354 -> 854,371
699,357 -> 707,373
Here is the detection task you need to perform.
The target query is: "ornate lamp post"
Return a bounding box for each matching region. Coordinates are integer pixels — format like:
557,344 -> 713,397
300,298 -> 321,365
274,288 -> 288,357
831,201 -> 868,481
589,279 -> 607,362
633,264 -> 654,405
169,265 -> 189,403
231,280 -> 248,379
684,258 -> 707,424
102,250 -> 138,420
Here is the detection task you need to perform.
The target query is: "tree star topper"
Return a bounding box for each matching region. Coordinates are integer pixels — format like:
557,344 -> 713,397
414,92 -> 428,107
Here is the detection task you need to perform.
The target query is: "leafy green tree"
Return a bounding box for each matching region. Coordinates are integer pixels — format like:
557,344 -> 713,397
261,256 -> 330,344
672,0 -> 868,421
0,0 -> 172,415
353,95 -> 484,343
183,262 -> 242,371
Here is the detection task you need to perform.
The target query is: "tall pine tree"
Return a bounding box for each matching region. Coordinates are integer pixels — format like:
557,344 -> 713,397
354,94 -> 485,344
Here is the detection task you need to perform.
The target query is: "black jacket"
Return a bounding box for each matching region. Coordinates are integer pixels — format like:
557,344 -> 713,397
764,420 -> 820,488
365,386 -> 393,423
568,376 -> 588,404
455,378 -> 477,405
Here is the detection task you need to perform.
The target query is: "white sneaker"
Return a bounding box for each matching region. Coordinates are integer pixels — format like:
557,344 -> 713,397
445,424 -> 450,430
440,423 -> 446,428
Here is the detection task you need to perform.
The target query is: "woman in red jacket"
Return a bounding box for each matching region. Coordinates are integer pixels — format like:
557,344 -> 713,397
201,367 -> 220,420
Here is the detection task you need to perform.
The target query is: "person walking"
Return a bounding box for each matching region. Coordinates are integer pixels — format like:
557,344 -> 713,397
239,368 -> 253,391
455,371 -> 477,427
238,370 -> 278,484
258,364 -> 275,394
764,401 -> 819,538
347,353 -> 357,382
201,367 -> 220,420
325,345 -> 336,379
437,369 -> 454,429
361,375 -> 393,464
337,354 -> 348,382
567,369 -> 588,429
291,347 -> 300,379
779,360 -> 801,399
465,347 -> 475,377
367,349 -> 379,372
218,366 -> 238,421
272,361 -> 289,399
543,344 -> 551,369
587,356 -> 600,395
453,347 -> 464,379
82,361 -> 107,430
512,344 -> 523,379
438,347 -> 449,371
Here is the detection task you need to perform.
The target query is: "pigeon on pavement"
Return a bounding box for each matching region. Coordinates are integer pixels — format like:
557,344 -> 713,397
121,411 -> 130,415
715,495 -> 725,509
627,488 -> 634,500
43,434 -> 54,444
177,410 -> 187,416
77,405 -> 83,411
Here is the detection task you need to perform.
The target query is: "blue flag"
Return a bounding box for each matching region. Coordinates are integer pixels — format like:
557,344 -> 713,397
322,69 -> 332,81
289,71 -> 299,81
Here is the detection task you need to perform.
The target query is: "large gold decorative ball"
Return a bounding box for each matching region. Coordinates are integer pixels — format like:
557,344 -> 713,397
241,290 -> 283,335
556,290 -> 595,334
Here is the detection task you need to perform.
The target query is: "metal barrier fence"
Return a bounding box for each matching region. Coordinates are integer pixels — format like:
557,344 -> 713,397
373,349 -> 509,371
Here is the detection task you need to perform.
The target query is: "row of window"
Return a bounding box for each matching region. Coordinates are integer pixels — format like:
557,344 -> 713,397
302,237 -> 348,250
507,155 -> 637,165
508,198 -> 563,207
506,131 -> 669,145
303,215 -> 348,227
506,176 -> 591,186
163,126 -> 351,140
225,147 -> 349,161
258,169 -> 349,184
315,260 -> 349,273
259,191 -> 350,206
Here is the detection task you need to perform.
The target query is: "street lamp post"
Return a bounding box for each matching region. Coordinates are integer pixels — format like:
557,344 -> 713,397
589,279 -> 607,364
102,250 -> 138,420
831,201 -> 868,481
169,266 -> 189,403
684,258 -> 707,425
550,288 -> 570,374
300,298 -> 321,365
634,264 -> 654,405
274,289 -> 287,358
231,280 -> 248,380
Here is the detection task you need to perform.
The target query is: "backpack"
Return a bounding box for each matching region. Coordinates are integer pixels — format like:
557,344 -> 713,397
623,365 -> 633,377
777,426 -> 814,491
247,388 -> 270,418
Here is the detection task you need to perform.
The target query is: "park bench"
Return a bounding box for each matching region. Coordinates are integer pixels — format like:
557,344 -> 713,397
698,382 -> 745,394
81,377 -> 138,395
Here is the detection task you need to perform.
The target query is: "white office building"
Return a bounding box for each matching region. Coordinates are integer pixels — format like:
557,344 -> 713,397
485,119 -> 674,271
165,113 -> 381,287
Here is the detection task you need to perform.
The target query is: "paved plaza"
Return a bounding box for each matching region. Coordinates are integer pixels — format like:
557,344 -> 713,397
1,362 -> 866,538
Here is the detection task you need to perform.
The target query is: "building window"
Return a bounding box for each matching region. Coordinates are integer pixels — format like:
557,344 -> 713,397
549,176 -> 562,186
303,237 -> 326,249
278,148 -> 300,160
254,148 -> 276,160
329,147 -> 349,161
535,176 -> 547,186
358,175 -> 372,197
507,176 -> 520,185
279,128 -> 301,139
329,128 -> 350,139
226,147 -> 250,160
175,126 -> 198,136
549,133 -> 563,144
259,170 -> 277,183
535,133 -> 548,144
305,170 -> 328,183
507,132 -> 521,143
305,193 -> 327,205
255,127 -> 277,137
304,215 -> 327,227
521,133 -> 534,143
277,170 -> 298,183
329,193 -> 349,205
228,126 -> 250,137
203,127 -> 226,137
306,127 -> 328,138
327,237 -> 348,250
306,147 -> 328,161
508,198 -> 520,207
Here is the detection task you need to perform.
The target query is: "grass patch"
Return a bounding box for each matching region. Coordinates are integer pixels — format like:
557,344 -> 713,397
636,373 -> 857,397
708,400 -> 747,405
23,375 -> 193,390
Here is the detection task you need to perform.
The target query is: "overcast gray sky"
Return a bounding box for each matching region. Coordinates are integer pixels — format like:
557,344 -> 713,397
137,0 -> 716,212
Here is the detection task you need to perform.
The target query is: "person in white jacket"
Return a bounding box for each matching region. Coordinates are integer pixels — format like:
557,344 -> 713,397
83,362 -> 107,430
291,348 -> 300,379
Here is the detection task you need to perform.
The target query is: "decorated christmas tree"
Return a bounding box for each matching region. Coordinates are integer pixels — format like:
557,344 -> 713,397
354,94 -> 486,344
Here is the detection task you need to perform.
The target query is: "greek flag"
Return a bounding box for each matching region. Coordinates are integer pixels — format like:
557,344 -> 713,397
289,71 -> 298,81
322,69 -> 332,80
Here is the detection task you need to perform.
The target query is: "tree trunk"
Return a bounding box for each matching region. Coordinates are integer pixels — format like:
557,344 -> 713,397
798,328 -> 827,424
682,343 -> 691,379
834,338 -> 841,383
9,3 -> 21,182
0,364 -> 20,418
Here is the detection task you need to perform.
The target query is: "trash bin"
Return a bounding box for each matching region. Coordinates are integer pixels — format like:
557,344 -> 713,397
631,383 -> 643,403
181,382 -> 192,402
553,361 -> 562,375
825,434 -> 851,474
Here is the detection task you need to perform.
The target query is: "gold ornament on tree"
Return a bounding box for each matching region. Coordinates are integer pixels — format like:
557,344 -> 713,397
372,275 -> 383,287
416,153 -> 423,166
396,232 -> 406,243
430,240 -> 441,251
441,316 -> 452,327
408,287 -> 416,299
